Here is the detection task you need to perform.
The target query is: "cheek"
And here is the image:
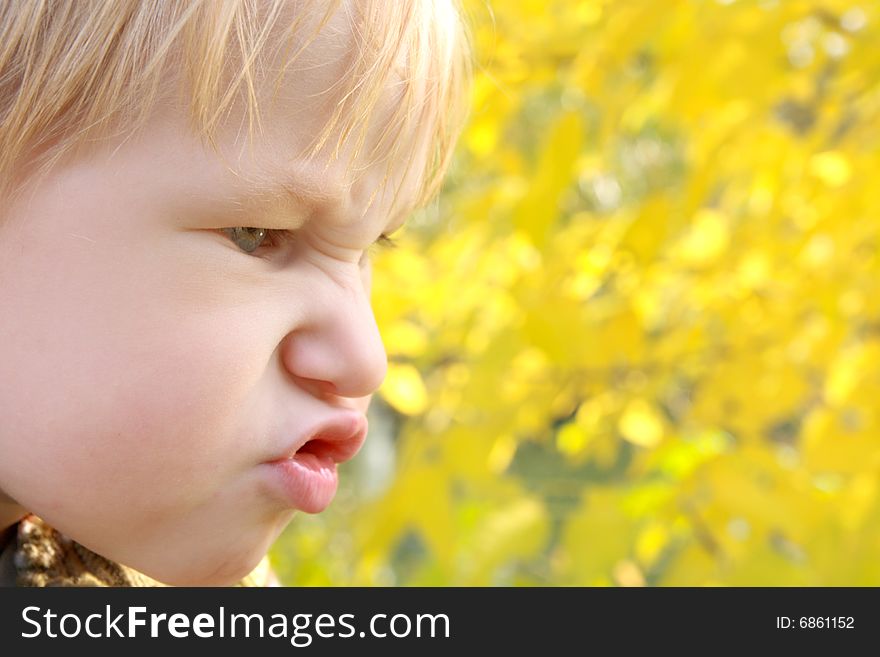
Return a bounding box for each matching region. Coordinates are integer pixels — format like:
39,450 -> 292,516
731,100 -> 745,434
0,314 -> 257,513
0,239 -> 269,522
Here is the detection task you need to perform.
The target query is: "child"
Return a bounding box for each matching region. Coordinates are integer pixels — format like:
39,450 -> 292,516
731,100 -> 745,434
0,0 -> 470,586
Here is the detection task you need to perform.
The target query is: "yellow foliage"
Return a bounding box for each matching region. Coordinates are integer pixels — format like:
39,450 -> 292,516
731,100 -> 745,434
271,0 -> 880,586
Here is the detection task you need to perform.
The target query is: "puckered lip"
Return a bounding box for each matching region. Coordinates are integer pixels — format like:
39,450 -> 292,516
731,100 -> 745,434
267,410 -> 368,466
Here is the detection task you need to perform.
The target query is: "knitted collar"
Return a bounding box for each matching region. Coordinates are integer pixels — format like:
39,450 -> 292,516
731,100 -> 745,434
8,515 -> 273,587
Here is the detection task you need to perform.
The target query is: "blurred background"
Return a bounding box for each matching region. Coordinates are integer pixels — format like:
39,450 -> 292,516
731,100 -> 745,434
271,0 -> 880,585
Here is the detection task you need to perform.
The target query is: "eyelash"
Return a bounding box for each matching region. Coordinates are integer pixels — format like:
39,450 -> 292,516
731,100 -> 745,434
222,227 -> 398,255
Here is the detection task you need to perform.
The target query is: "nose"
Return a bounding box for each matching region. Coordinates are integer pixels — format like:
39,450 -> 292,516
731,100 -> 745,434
280,272 -> 388,400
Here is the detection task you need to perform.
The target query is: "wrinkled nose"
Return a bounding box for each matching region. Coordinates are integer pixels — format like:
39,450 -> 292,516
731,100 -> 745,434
281,273 -> 388,400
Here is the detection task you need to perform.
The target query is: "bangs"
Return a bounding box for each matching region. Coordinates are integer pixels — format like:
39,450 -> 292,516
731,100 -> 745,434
0,0 -> 471,209
306,0 -> 472,216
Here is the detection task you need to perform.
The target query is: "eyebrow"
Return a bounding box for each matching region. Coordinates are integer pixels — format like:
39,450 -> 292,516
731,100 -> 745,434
223,173 -> 323,231
226,164 -> 413,236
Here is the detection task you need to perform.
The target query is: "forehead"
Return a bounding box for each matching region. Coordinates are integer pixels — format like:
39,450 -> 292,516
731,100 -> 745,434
219,2 -> 423,230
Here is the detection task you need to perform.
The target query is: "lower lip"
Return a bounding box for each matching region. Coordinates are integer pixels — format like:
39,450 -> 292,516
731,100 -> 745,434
264,452 -> 339,514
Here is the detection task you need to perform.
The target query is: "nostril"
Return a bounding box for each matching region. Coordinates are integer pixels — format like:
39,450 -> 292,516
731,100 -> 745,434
280,301 -> 386,398
289,374 -> 339,402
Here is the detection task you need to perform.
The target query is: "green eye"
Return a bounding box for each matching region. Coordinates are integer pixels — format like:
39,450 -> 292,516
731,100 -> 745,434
223,227 -> 267,253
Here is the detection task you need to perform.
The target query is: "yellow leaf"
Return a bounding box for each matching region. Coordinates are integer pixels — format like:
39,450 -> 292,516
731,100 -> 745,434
557,422 -> 590,457
735,250 -> 771,292
471,498 -> 549,575
465,118 -> 499,158
635,522 -> 669,567
824,345 -> 863,406
488,434 -> 518,473
612,559 -> 645,587
381,363 -> 428,415
382,321 -> 428,358
619,399 -> 665,448
809,151 -> 851,187
675,209 -> 730,266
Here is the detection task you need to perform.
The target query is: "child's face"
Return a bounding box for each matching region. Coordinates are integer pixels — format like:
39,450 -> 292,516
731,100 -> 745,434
0,10 -> 414,584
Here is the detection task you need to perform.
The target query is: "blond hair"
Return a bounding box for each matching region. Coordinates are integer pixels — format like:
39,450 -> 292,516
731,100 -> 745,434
0,0 -> 471,209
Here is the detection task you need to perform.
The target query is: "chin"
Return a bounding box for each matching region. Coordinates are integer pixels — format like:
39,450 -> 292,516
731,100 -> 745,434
146,551 -> 269,587
126,533 -> 277,587
109,509 -> 293,587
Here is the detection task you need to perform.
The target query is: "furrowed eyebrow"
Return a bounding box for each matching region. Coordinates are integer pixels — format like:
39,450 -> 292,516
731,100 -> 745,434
223,176 -> 318,231
232,168 -> 412,237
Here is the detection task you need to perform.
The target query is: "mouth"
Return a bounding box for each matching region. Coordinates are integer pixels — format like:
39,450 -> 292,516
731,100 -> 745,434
263,411 -> 368,514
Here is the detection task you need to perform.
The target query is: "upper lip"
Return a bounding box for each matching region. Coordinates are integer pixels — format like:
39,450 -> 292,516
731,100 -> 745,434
271,410 -> 368,465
